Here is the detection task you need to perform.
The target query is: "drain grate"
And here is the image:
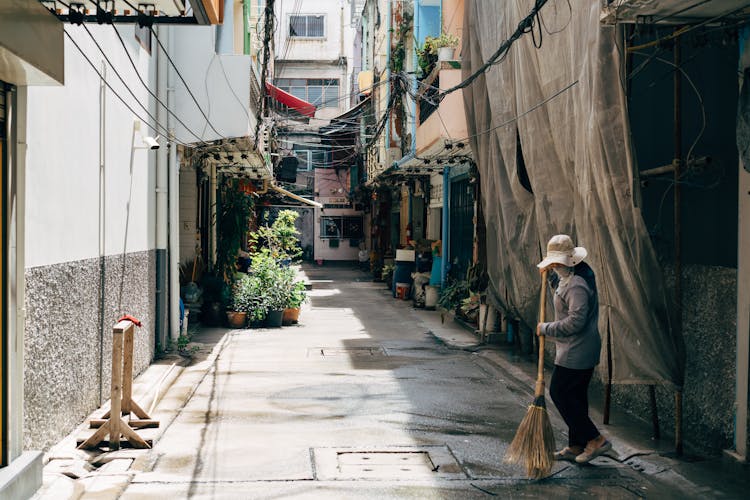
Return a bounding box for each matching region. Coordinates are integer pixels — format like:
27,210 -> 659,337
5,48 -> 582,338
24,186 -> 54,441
309,347 -> 387,357
338,451 -> 435,477
313,446 -> 466,480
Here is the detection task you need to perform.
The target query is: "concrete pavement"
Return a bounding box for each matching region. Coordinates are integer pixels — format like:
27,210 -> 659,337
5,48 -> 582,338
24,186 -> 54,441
34,265 -> 750,499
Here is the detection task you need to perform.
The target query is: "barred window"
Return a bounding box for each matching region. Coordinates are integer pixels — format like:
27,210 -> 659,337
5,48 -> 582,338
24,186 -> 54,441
276,78 -> 339,108
289,15 -> 325,38
320,216 -> 363,239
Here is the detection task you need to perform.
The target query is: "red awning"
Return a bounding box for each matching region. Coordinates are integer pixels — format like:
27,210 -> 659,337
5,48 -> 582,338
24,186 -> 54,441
265,82 -> 316,118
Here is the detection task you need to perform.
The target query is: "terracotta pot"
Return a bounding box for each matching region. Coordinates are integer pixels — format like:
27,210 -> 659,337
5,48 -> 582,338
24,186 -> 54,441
226,311 -> 247,329
282,307 -> 300,325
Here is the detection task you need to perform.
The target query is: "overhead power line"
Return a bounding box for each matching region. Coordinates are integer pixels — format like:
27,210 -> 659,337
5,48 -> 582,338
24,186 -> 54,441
64,29 -> 188,146
107,24 -> 207,143
439,0 -> 551,99
149,26 -> 225,138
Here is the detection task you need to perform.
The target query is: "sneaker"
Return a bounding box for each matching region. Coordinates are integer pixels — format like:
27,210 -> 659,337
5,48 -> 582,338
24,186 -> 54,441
575,440 -> 612,464
554,447 -> 582,462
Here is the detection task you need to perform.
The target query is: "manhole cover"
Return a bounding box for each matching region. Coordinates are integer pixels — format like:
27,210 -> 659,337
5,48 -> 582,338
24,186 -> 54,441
309,347 -> 387,357
313,446 -> 467,480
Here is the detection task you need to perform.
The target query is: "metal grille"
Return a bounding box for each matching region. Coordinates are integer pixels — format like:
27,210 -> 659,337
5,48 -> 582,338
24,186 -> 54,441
449,177 -> 474,278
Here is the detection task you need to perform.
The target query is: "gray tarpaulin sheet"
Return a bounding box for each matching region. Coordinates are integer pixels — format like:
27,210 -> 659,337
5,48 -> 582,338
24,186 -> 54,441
461,0 -> 685,388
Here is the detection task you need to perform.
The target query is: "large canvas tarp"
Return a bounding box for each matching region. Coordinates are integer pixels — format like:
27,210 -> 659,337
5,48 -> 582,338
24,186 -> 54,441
461,0 -> 685,388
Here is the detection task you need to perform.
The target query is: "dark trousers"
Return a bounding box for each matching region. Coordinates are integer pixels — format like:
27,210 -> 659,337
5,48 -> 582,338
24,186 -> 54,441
549,365 -> 599,448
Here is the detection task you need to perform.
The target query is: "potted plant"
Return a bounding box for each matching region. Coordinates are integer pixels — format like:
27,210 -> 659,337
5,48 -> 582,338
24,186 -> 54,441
283,280 -> 307,325
250,209 -> 302,264
381,263 -> 395,289
227,274 -> 252,328
216,180 -> 254,284
247,252 -> 288,328
431,32 -> 460,61
417,37 -> 438,77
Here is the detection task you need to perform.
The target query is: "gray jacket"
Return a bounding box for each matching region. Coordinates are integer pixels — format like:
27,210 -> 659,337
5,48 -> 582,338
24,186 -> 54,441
540,275 -> 600,370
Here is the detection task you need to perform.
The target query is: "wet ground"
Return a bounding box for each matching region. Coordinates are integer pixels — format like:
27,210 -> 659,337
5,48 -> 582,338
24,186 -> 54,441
35,265 -> 750,499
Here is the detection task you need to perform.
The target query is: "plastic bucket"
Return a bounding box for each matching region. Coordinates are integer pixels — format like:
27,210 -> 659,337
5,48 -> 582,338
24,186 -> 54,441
395,283 -> 411,300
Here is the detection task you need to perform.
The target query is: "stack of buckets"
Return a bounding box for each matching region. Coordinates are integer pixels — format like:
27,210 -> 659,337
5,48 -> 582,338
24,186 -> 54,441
393,249 -> 415,300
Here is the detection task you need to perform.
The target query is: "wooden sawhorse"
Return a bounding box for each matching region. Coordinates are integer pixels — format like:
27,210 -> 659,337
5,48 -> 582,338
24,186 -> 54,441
78,319 -> 159,450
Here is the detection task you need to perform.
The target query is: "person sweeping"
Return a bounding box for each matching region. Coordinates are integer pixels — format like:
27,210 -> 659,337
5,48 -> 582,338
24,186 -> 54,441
536,234 -> 611,464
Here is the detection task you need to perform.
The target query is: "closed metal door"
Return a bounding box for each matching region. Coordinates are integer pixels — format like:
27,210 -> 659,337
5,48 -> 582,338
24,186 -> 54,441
449,178 -> 474,279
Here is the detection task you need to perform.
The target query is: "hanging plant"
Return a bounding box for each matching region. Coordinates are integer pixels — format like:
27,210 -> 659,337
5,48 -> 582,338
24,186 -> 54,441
215,179 -> 254,284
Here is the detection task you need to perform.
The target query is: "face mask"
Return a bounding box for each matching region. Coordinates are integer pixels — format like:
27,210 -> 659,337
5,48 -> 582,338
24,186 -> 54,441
554,266 -> 572,278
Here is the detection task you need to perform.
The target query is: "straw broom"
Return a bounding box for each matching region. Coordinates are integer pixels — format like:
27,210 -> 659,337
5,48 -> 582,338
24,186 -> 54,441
505,269 -> 555,479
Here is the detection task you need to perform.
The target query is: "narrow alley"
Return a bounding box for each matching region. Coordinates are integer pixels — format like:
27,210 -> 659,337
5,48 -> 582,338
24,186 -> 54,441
33,266 -> 747,499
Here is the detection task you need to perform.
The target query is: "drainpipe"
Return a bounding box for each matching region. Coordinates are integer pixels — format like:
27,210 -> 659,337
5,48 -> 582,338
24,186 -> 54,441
168,25 -> 181,342
243,0 -> 251,55
98,62 -> 107,404
673,30 -> 684,457
441,166 -> 449,285
155,26 -> 169,351
384,0 -> 391,157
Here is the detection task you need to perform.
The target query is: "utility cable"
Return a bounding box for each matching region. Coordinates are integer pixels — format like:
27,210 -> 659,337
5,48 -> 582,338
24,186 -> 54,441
626,2 -> 750,52
149,26 -> 225,138
73,25 -> 170,139
64,29 -> 188,144
439,0 -> 551,99
450,80 -> 579,145
108,24 -> 207,143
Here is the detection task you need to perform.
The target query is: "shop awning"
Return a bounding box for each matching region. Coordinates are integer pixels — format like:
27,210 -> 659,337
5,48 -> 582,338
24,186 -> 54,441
266,83 -> 316,118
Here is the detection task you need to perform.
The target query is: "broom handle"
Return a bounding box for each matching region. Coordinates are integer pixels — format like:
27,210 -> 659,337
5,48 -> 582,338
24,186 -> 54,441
536,270 -> 548,395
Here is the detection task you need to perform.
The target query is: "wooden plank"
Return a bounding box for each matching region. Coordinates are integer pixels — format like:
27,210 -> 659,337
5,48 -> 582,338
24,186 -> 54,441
89,419 -> 159,429
122,324 -> 135,415
119,420 -> 150,449
128,399 -> 153,421
109,330 -> 124,451
77,421 -> 110,450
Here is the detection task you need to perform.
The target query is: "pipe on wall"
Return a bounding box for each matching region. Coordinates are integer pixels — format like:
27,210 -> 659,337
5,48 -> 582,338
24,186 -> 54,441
168,25 -> 181,342
155,25 -> 169,350
441,166 -> 449,285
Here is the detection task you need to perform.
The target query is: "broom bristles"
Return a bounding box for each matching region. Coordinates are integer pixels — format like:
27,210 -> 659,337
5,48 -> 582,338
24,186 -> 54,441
504,395 -> 556,479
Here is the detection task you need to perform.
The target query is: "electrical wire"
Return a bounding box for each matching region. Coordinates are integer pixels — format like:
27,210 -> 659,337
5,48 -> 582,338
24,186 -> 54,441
449,80 -> 579,145
539,0 -> 572,35
72,24 -> 170,139
255,0 -> 276,145
64,29 -> 187,144
438,0 -> 551,99
626,2 -> 750,52
149,26 -> 225,138
108,24 -> 206,143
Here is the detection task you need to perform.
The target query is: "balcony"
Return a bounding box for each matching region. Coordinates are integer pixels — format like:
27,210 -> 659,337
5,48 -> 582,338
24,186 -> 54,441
415,63 -> 468,156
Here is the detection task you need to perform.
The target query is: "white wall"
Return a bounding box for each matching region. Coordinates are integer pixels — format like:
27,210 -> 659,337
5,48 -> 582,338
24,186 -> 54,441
274,0 -> 357,116
275,0 -> 350,61
25,25 -> 157,268
314,207 -> 362,261
172,26 -> 254,144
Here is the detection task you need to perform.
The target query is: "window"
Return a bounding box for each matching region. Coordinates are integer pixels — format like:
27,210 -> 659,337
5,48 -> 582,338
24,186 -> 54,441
290,15 -> 325,38
292,145 -> 328,170
320,216 -> 364,239
276,78 -> 339,108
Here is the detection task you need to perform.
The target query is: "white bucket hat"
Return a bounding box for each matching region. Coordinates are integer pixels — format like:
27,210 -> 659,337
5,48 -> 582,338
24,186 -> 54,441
537,234 -> 587,269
